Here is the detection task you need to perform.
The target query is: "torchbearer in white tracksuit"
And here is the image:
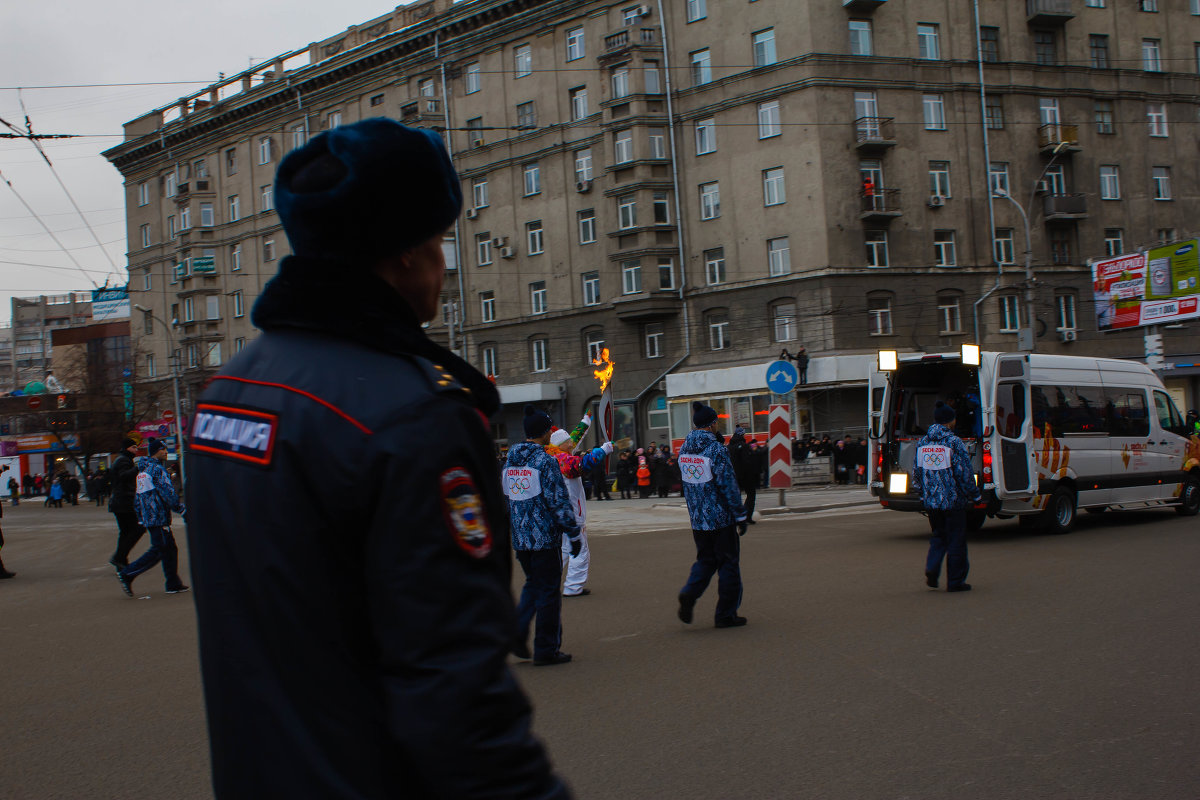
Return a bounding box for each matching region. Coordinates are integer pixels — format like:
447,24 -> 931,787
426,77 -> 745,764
545,416 -> 612,597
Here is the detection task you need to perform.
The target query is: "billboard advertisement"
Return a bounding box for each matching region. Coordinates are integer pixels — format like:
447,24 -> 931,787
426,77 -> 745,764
1092,239 -> 1200,331
92,286 -> 131,321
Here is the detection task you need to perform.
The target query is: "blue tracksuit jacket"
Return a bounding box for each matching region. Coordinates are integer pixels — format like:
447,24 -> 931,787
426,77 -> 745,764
679,429 -> 746,530
134,456 -> 185,527
504,442 -> 580,551
911,424 -> 981,510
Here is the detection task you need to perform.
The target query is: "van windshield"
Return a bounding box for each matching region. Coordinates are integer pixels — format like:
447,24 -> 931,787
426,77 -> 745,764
889,361 -> 981,440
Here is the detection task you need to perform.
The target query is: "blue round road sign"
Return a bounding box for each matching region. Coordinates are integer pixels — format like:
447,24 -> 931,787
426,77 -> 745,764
765,360 -> 799,394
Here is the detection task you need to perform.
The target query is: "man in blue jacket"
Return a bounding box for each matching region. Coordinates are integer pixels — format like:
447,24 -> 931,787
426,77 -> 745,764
677,401 -> 749,628
116,438 -> 187,596
185,120 -> 571,799
506,406 -> 582,665
912,401 -> 982,592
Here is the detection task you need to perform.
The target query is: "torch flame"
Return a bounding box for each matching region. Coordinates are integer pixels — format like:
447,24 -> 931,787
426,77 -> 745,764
592,347 -> 615,392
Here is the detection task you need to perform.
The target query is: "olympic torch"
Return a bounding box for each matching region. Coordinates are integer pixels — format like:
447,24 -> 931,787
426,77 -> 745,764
591,348 -> 615,450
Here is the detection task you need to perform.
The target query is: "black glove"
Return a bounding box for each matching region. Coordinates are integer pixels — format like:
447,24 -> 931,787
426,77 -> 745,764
737,520 -> 748,536
569,537 -> 582,557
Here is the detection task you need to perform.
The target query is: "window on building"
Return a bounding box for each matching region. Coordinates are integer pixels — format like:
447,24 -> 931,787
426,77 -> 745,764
985,95 -> 1005,129
142,268 -> 152,290
1095,100 -> 1114,134
653,192 -> 670,224
767,236 -> 791,276
657,258 -> 674,290
1143,39 -> 1162,71
622,260 -> 643,294
530,281 -> 547,314
758,101 -> 781,138
699,182 -> 720,220
263,238 -> 276,262
516,101 -> 536,129
762,168 -> 786,207
999,295 -> 1021,332
180,206 -> 191,230
523,163 -> 540,196
137,181 -> 150,206
514,44 -> 532,77
1152,166 -> 1172,200
225,148 -> 237,176
645,61 -> 662,94
934,231 -> 957,267
1043,163 -> 1066,195
465,62 -> 481,94
980,26 -> 999,62
917,23 -> 940,59
938,295 -> 962,334
708,312 -> 730,350
1147,103 -> 1168,137
227,290 -> 242,318
466,117 -> 484,147
866,230 -> 889,267
260,185 -> 273,213
1104,228 -> 1124,256
582,272 -> 600,306
472,345 -> 493,378
622,5 -> 642,24
369,93 -> 385,107
578,209 -> 596,244
611,68 -> 630,99
476,233 -> 493,266
695,118 -> 716,154
230,243 -> 242,271
199,203 -> 214,228
687,0 -> 707,23
480,291 -> 495,322
1050,228 -> 1072,264
1100,165 -> 1121,200
165,172 -> 177,197
1086,0 -> 1105,6
868,296 -> 893,335
290,123 -> 307,151
690,49 -> 712,85
142,309 -> 154,335
648,127 -> 667,159
614,128 -> 634,163
526,220 -> 544,254
773,301 -> 797,342
849,20 -> 873,56
139,224 -> 151,249
618,194 -> 637,229
994,229 -> 1015,264
258,137 -> 273,164
923,94 -> 946,130
566,26 -> 585,61
928,161 -> 951,198
645,323 -> 664,358
1089,34 -> 1110,68
326,111 -> 343,129
705,248 -> 726,285
531,338 -> 549,372
226,194 -> 240,223
1157,228 -> 1177,243
570,87 -> 589,121
145,353 -> 156,378
1056,293 -> 1077,331
1033,30 -> 1057,65
471,177 -> 489,209
575,149 -> 594,183
183,296 -> 195,323
167,214 -> 177,239
753,28 -> 777,67
988,162 -> 1009,196
586,330 -> 606,364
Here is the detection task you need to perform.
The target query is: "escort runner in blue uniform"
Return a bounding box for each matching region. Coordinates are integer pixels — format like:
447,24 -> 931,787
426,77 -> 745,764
677,401 -> 749,628
912,401 -> 982,592
505,406 -> 582,666
116,438 -> 188,596
185,119 -> 570,799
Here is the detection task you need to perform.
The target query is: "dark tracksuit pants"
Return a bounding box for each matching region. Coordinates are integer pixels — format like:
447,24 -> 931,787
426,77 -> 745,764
680,525 -> 742,621
121,526 -> 186,591
110,511 -> 145,567
925,507 -> 969,588
515,548 -> 563,659
742,485 -> 757,519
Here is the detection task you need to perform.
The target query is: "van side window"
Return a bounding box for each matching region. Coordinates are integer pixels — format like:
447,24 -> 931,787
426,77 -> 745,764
1104,388 -> 1149,437
995,382 -> 1026,438
1042,385 -> 1106,434
1153,391 -> 1184,434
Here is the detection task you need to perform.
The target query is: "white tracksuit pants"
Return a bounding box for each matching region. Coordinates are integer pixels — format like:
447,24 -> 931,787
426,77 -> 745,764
560,476 -> 589,595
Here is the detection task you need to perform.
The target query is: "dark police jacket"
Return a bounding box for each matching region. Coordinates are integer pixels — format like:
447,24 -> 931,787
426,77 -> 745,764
186,257 -> 569,800
107,451 -> 137,514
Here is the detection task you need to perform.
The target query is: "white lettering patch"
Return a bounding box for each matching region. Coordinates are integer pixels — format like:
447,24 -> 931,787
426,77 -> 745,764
504,467 -> 542,501
918,445 -> 951,471
679,454 -> 713,485
190,403 -> 278,466
135,472 -> 154,494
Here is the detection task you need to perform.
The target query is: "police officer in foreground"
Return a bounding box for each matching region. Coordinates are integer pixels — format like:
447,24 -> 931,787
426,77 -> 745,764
186,119 -> 570,799
676,401 -> 749,628
912,401 -> 982,593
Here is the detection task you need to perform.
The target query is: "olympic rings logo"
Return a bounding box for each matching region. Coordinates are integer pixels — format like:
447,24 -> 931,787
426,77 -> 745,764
682,464 -> 706,479
924,453 -> 946,467
507,476 -> 533,494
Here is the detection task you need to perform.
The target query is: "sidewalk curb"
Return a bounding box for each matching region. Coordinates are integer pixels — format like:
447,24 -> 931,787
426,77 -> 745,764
760,500 -> 878,516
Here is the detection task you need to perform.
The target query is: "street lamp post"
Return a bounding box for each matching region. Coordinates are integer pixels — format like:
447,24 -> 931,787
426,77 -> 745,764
133,304 -> 186,489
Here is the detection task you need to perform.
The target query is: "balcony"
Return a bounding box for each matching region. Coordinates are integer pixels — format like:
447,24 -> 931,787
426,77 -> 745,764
1038,123 -> 1081,154
1027,0 -> 1073,24
1042,193 -> 1087,221
843,0 -> 887,9
854,117 -> 896,152
860,187 -> 902,220
400,98 -> 444,126
601,27 -> 660,60
612,292 -> 680,321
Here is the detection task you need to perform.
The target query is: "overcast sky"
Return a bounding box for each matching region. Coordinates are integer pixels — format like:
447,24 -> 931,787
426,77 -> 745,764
0,1 -> 421,325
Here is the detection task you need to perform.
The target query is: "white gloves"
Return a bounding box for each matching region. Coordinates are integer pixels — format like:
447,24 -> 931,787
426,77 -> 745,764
581,413 -> 592,427
601,441 -> 614,455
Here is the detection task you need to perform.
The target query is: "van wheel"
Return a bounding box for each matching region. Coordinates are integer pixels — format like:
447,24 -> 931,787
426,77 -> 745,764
1177,474 -> 1200,517
966,510 -> 986,532
1043,487 -> 1077,534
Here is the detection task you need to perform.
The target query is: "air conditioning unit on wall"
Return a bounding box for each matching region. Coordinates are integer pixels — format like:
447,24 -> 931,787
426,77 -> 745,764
1058,329 -> 1077,343
465,208 -> 478,219
500,246 -> 516,259
576,179 -> 593,193
927,195 -> 944,208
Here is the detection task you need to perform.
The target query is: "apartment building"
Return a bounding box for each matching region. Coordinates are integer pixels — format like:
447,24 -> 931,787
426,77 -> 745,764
9,294 -> 92,393
104,0 -> 1200,447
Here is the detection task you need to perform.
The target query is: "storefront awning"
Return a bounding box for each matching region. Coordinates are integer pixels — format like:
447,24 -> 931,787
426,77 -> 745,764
496,381 -> 566,405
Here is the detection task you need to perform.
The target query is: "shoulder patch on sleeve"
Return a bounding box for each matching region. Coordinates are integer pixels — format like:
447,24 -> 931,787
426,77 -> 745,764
440,467 -> 493,559
190,403 -> 279,466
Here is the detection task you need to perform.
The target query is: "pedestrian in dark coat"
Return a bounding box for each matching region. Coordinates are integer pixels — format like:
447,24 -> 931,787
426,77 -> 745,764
832,438 -> 854,484
107,438 -> 145,569
617,451 -> 635,499
727,428 -> 759,523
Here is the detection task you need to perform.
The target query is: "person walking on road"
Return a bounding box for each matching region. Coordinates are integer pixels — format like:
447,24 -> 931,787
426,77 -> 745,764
185,119 -> 570,799
506,405 -> 583,665
727,427 -> 759,524
677,402 -> 749,629
116,439 -> 188,597
6,467 -> 19,507
913,401 -> 982,593
107,438 -> 144,570
546,415 -> 612,598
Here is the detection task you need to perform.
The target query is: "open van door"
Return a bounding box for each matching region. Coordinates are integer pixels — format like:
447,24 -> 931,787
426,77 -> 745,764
867,368 -> 888,491
993,355 -> 1035,496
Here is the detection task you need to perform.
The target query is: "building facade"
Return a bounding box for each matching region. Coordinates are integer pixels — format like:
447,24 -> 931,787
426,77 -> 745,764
104,0 -> 1200,448
9,294 -> 93,394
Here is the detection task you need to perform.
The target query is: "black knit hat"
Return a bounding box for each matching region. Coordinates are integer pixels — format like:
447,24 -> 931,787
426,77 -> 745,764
933,401 -> 956,424
692,401 -> 718,428
120,437 -> 137,451
523,405 -> 553,438
146,438 -> 166,456
275,118 -> 462,264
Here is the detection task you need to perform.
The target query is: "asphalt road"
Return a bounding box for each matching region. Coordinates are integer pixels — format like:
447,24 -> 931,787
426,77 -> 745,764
1,499 -> 1197,799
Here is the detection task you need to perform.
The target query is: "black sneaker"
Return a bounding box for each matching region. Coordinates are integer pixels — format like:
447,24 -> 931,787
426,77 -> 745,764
533,652 -> 572,666
165,585 -> 190,595
947,583 -> 972,593
0,571 -> 15,579
925,571 -> 939,589
109,559 -> 126,574
116,571 -> 134,597
677,593 -> 695,624
715,615 -> 748,629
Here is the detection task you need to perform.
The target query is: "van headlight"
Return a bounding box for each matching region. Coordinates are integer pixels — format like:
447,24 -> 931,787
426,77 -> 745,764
889,473 -> 909,494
